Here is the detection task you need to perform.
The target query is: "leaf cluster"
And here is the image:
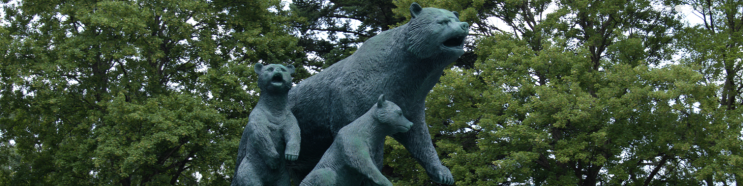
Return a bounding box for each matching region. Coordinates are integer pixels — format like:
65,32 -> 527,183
0,0 -> 303,185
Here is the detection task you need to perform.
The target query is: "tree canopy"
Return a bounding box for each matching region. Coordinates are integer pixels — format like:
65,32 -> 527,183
382,0 -> 743,185
0,0 -> 302,185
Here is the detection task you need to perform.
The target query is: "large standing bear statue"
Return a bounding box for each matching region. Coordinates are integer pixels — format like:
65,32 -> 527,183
288,2 -> 467,185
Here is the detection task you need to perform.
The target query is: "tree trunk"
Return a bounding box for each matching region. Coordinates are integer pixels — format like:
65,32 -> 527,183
120,176 -> 131,186
643,156 -> 668,186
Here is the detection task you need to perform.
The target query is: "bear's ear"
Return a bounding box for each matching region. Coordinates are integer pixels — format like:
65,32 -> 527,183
377,94 -> 386,108
410,3 -> 422,18
452,11 -> 459,18
286,65 -> 296,75
254,63 -> 264,74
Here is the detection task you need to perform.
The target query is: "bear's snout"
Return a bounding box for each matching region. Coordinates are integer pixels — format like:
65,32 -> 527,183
398,121 -> 413,133
459,22 -> 469,32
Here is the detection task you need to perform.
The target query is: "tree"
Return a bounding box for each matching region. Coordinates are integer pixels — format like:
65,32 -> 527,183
0,0 -> 302,185
385,0 -> 741,185
677,0 -> 743,184
290,0 -> 407,70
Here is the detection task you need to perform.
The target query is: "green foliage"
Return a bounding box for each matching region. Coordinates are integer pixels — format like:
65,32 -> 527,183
291,0 -> 406,70
0,0 -> 302,185
676,0 -> 743,184
386,0 -> 743,185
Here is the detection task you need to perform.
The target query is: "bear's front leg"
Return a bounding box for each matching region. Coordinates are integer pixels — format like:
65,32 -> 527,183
251,124 -> 281,169
344,138 -> 392,186
392,114 -> 454,185
284,116 -> 301,161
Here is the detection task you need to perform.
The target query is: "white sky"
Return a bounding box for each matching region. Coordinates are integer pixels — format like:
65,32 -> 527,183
675,5 -> 705,26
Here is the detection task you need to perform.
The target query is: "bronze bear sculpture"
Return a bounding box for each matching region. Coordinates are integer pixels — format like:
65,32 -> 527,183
287,3 -> 468,185
232,64 -> 300,186
300,95 -> 413,186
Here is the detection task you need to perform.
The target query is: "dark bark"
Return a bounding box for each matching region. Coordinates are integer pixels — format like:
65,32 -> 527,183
170,151 -> 195,185
643,155 -> 669,186
120,176 -> 131,186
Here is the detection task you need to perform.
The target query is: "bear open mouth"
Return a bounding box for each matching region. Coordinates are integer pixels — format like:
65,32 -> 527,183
443,36 -> 465,47
271,74 -> 284,86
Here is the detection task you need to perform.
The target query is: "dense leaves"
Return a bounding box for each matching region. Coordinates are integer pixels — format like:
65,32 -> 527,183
0,0 -> 301,185
383,0 -> 743,185
676,0 -> 743,185
290,0 -> 406,70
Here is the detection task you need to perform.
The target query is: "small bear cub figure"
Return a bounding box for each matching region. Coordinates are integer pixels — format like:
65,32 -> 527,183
300,94 -> 413,186
232,63 -> 300,186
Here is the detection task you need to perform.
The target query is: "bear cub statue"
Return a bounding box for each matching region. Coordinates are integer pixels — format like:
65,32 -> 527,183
300,94 -> 413,186
232,63 -> 301,186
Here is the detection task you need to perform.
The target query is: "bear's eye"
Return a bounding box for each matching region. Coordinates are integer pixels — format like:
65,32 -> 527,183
281,68 -> 287,72
267,67 -> 274,71
438,19 -> 449,25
